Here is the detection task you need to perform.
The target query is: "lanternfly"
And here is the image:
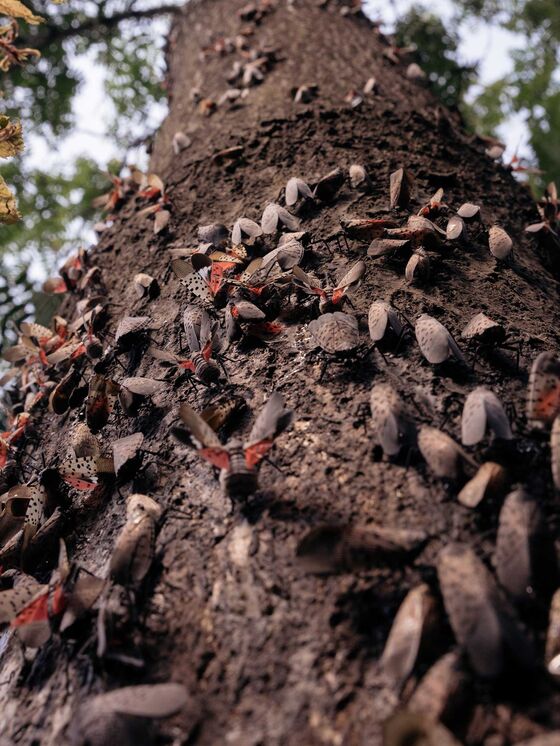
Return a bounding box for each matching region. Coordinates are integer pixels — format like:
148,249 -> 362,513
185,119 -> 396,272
172,392 -> 293,498
292,260 -> 365,313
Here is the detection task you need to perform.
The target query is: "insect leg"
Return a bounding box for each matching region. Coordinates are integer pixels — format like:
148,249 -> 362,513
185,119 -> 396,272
262,455 -> 284,474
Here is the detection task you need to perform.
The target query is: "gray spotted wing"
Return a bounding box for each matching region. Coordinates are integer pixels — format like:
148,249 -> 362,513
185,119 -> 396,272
380,583 -> 438,687
308,312 -> 359,353
246,392 -> 293,448
178,403 -> 223,449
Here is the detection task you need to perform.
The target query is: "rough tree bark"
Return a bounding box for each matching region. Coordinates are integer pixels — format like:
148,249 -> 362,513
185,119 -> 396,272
1,1 -> 560,744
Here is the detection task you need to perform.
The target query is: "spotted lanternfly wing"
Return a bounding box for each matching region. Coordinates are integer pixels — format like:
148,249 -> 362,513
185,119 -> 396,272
42,276 -> 68,294
198,253 -> 238,297
370,383 -> 416,456
367,237 -> 410,258
457,462 -> 509,509
297,523 -> 427,574
405,249 -> 430,284
58,451 -> 99,491
197,223 -> 228,247
414,213 -> 447,235
461,387 -> 512,445
261,204 -> 281,234
172,257 -> 213,303
446,215 -> 465,240
243,392 -> 293,469
380,583 -> 438,687
209,249 -> 245,267
389,167 -> 413,209
59,572 -> 105,633
71,423 -> 101,459
285,177 -> 313,206
47,366 -> 82,415
0,487 -> 32,545
149,346 -> 183,370
341,217 -> 398,241
3,338 -> 38,363
546,588 -> 560,680
126,493 -> 162,522
292,266 -> 324,296
418,426 -> 472,480
45,341 -> 86,366
20,484 -> 46,552
120,377 -> 166,397
20,322 -> 52,345
437,542 -> 535,678
461,312 -> 505,345
231,299 -> 266,322
109,509 -> 157,587
0,577 -> 46,624
172,131 -> 191,154
349,164 -> 368,189
368,301 -> 404,342
11,582 -> 67,648
175,403 -> 230,470
308,312 -> 359,354
261,239 -> 304,272
486,143 -> 505,159
57,424 -> 104,490
114,316 -> 153,346
527,351 -> 560,425
197,307 -> 214,352
86,683 -> 188,719
182,304 -> 203,351
201,396 -> 246,432
237,257 -> 263,286
69,684 -> 188,745
261,203 -> 300,234
488,225 -> 513,259
86,375 -> 119,433
232,217 -> 263,245
383,711 -> 461,746
313,168 -> 344,202
457,202 -> 480,219
332,260 -> 366,304
113,433 -> 144,477
495,488 -> 556,603
415,314 -> 466,365
407,651 -> 469,724
552,416 -> 560,491
133,273 -> 159,299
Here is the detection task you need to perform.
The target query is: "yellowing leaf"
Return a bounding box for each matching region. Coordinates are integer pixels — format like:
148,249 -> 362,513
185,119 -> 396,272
0,116 -> 24,158
0,0 -> 44,24
0,175 -> 21,224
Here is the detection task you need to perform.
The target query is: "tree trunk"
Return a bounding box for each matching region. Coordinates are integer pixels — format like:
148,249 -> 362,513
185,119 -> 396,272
1,1 -> 560,744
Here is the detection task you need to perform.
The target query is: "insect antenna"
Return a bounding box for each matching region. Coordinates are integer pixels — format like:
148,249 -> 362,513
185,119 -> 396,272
217,357 -> 229,380
318,358 -> 329,383
369,343 -> 388,365
113,355 -> 128,372
262,455 -> 284,474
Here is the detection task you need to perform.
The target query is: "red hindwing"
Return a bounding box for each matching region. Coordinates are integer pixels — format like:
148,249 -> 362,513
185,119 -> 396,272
245,439 -> 274,469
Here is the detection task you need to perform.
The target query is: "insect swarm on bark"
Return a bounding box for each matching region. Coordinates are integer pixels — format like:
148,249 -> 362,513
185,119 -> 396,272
172,392 -> 293,499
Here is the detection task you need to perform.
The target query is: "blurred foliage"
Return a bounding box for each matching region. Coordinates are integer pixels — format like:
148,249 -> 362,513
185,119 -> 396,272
393,8 -> 477,110
391,0 -> 560,188
0,1 -> 178,346
0,2 -> 177,299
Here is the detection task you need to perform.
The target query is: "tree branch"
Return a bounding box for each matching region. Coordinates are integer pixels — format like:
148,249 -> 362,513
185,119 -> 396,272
36,4 -> 181,48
